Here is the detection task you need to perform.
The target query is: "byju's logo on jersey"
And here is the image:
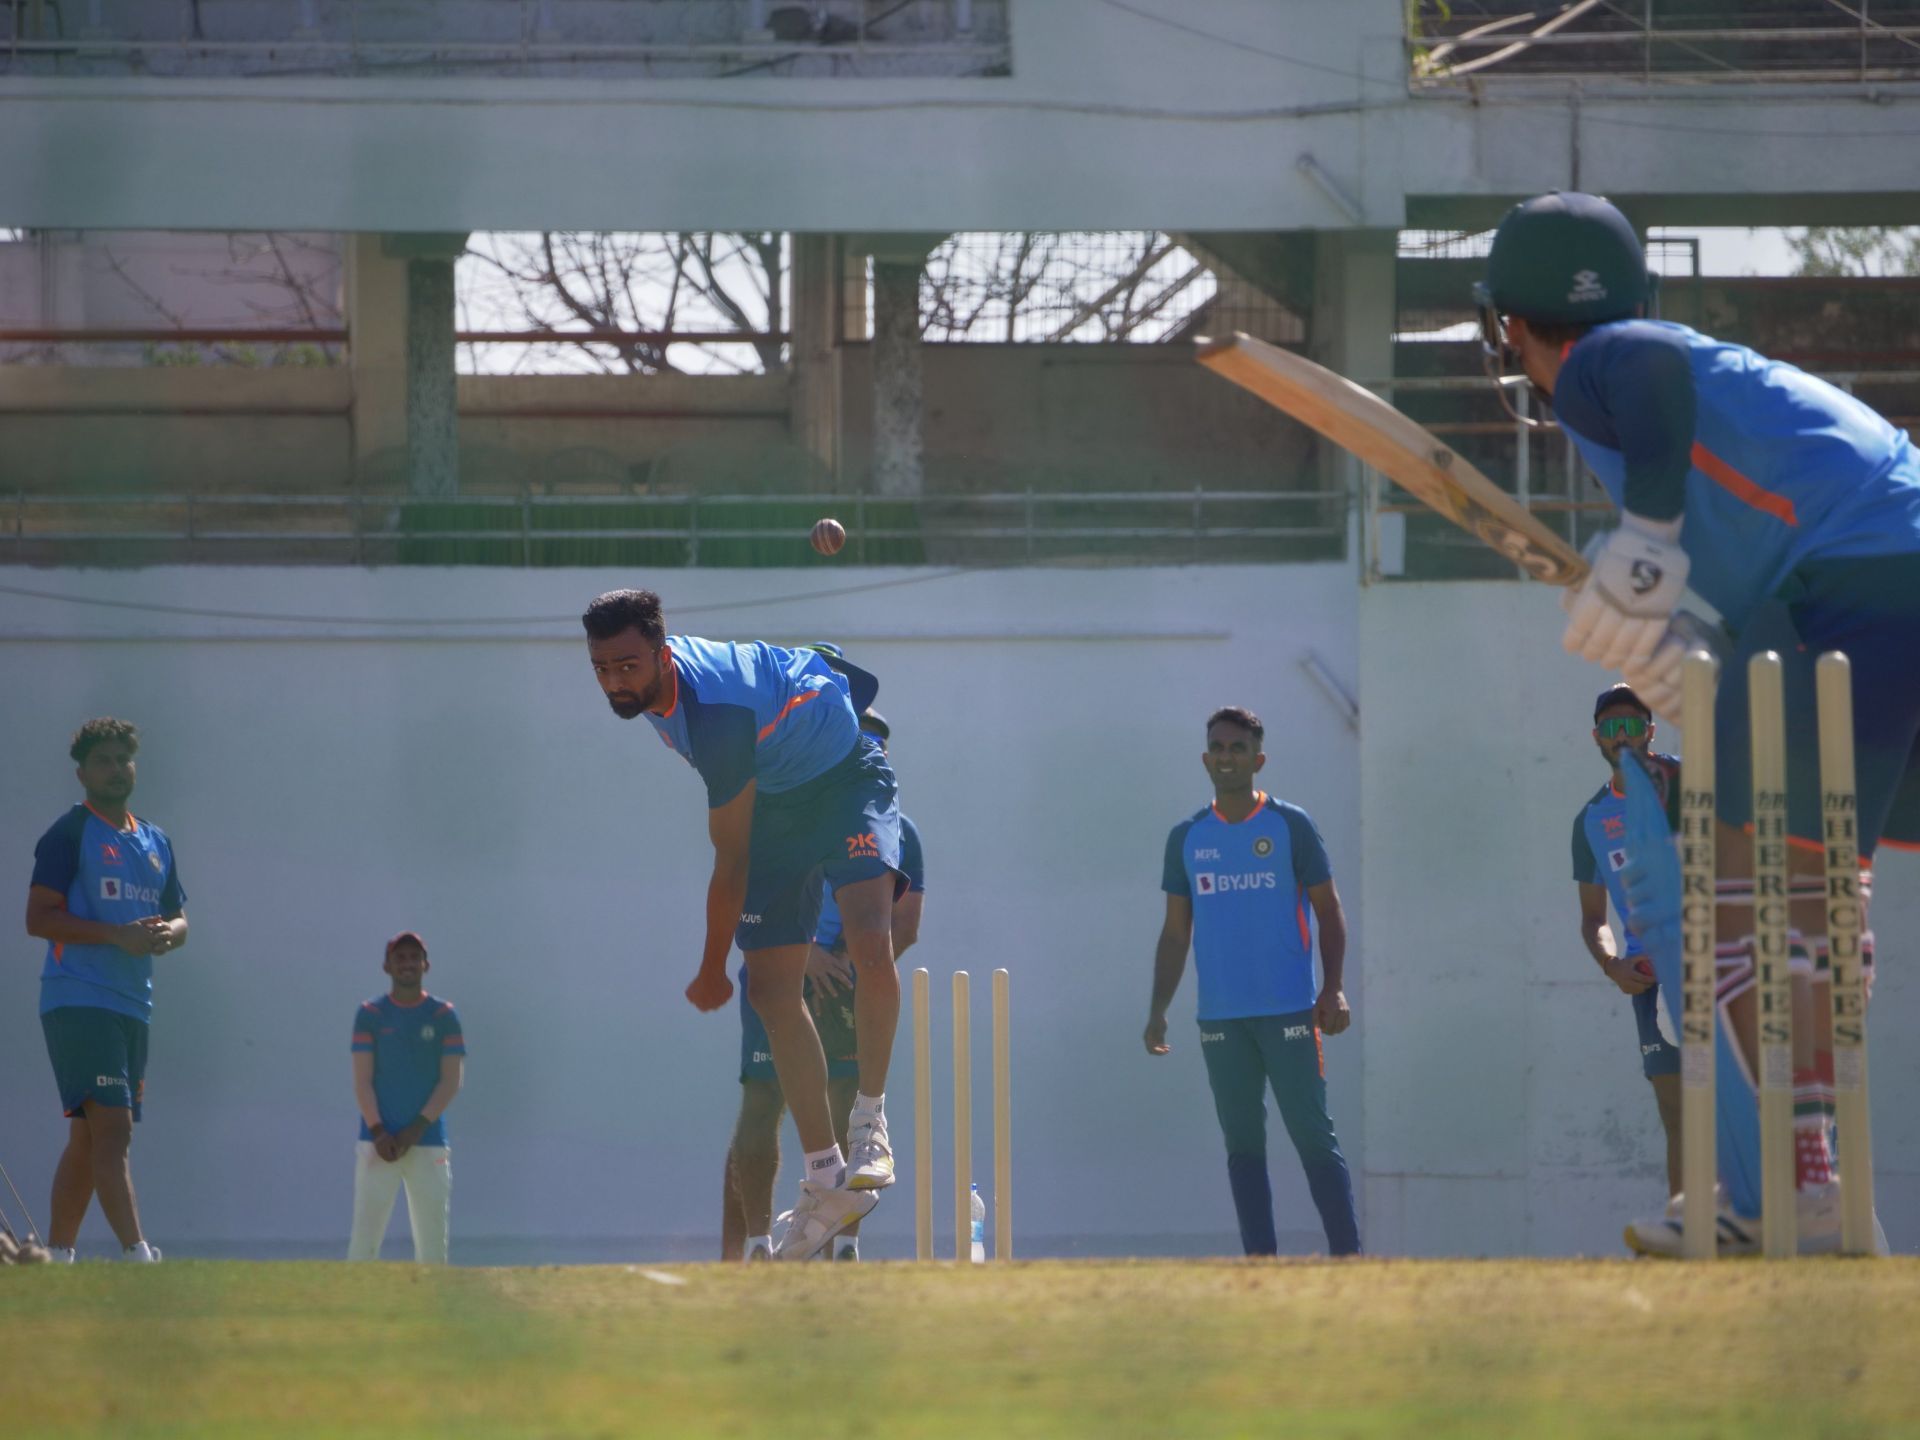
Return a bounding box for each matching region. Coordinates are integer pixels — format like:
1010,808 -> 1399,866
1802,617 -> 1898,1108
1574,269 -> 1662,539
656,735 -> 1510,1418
100,877 -> 161,904
1608,847 -> 1629,872
1195,871 -> 1278,895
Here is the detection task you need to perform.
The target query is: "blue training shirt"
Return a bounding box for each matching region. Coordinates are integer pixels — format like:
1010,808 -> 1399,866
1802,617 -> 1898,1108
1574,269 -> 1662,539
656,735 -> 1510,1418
1571,754 -> 1682,961
1162,792 -> 1332,1022
1552,320 -> 1920,630
645,635 -> 863,805
352,994 -> 466,1146
816,812 -> 924,950
32,804 -> 186,1022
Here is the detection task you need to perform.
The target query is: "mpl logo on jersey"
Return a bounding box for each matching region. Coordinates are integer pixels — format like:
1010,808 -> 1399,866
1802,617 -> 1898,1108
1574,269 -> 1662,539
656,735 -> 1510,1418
1195,871 -> 1279,895
99,877 -> 162,904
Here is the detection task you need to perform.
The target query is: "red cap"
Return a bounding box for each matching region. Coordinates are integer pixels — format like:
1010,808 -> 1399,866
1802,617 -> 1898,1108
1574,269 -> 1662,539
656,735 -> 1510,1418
385,930 -> 428,956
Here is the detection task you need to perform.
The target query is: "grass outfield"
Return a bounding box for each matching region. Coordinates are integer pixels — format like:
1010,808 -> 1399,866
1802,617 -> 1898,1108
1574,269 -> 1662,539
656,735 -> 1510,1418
2,1258 -> 1918,1438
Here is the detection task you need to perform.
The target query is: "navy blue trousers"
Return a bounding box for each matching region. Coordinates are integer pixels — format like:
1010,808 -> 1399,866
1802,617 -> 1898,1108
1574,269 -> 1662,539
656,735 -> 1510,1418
1199,1011 -> 1360,1256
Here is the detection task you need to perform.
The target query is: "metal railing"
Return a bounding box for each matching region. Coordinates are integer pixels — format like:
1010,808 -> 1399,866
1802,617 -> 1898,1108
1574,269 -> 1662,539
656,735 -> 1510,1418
1,488 -> 1348,568
1410,2 -> 1920,86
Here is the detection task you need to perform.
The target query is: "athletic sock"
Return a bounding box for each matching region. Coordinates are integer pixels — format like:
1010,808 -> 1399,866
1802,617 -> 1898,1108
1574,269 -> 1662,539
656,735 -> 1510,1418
852,1091 -> 885,1117
1793,1067 -> 1835,1189
804,1144 -> 847,1189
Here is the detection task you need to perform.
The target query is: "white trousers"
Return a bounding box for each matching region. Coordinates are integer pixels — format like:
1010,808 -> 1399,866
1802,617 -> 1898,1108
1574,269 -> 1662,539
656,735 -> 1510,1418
347,1141 -> 451,1264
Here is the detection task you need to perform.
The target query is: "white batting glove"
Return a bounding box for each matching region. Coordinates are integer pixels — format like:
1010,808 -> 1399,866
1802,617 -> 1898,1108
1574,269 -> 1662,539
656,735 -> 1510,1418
1561,514 -> 1690,671
1622,631 -> 1688,722
1624,611 -> 1727,723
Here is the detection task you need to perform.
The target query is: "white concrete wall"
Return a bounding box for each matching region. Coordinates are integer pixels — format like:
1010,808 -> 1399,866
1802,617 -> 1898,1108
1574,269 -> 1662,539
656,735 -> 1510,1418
0,563 -> 1363,1257
1358,582 -> 1920,1256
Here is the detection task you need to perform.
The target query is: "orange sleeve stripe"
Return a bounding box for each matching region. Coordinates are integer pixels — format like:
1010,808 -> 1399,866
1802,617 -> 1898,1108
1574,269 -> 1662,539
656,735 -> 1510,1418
1295,891 -> 1311,952
757,687 -> 824,744
1690,443 -> 1799,527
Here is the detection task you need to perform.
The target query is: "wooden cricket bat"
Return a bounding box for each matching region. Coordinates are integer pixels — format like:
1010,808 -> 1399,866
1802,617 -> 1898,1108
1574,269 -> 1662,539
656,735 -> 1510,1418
1196,332 -> 1588,587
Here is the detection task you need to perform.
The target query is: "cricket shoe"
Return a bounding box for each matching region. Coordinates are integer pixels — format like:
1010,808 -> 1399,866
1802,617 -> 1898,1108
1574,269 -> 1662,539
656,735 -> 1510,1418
845,1109 -> 896,1191
1624,1191 -> 1758,1259
120,1241 -> 162,1263
772,1181 -> 878,1262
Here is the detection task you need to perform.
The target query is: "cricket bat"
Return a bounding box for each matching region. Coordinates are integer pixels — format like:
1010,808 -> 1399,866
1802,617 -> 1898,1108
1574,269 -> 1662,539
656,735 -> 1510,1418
1196,332 -> 1588,587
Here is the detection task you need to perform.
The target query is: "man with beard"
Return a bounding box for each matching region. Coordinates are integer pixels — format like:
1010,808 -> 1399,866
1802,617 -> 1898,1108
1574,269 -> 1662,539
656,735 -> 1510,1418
583,589 -> 905,1260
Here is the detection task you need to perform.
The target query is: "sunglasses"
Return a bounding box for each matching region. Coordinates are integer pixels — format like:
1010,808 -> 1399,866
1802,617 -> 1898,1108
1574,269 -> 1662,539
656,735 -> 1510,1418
1596,715 -> 1649,739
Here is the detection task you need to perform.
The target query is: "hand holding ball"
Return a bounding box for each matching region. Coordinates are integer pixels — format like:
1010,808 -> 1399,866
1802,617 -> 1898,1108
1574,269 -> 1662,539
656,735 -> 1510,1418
810,518 -> 847,557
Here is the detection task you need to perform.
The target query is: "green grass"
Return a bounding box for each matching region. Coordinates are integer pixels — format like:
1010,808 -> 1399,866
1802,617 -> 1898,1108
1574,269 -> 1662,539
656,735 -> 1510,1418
3,1258 -> 1918,1438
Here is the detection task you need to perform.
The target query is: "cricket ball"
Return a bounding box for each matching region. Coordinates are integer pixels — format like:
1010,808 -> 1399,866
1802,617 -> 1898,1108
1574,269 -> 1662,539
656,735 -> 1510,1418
810,517 -> 847,556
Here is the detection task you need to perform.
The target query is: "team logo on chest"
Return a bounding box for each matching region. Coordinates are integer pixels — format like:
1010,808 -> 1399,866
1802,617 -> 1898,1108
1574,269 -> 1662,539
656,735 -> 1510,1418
422,1025 -> 437,1040
1253,836 -> 1274,859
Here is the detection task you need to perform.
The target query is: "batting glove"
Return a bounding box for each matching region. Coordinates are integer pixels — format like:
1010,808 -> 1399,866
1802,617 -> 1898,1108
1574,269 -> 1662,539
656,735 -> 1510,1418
1562,514 -> 1690,671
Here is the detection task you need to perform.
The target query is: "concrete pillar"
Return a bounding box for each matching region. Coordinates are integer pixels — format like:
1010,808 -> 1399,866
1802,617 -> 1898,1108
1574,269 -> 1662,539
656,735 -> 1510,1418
404,253 -> 459,498
789,233 -> 843,485
346,233 -> 467,496
345,235 -> 408,476
870,258 -> 924,499
1308,230 -> 1398,531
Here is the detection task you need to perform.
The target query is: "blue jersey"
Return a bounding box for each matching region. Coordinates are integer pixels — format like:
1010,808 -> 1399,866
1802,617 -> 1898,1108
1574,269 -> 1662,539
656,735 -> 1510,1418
645,635 -> 863,805
1553,321 -> 1920,630
1162,793 -> 1332,1022
31,804 -> 186,1022
352,994 -> 466,1145
815,812 -> 924,950
1571,754 -> 1681,960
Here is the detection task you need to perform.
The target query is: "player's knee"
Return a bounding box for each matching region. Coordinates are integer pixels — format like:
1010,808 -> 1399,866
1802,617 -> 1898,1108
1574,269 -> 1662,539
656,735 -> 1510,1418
744,969 -> 803,1023
83,1104 -> 133,1151
736,1078 -> 785,1134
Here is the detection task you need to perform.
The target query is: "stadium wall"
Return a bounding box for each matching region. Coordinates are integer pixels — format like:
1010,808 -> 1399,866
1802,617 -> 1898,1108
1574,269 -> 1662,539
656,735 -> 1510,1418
0,564 -> 1361,1257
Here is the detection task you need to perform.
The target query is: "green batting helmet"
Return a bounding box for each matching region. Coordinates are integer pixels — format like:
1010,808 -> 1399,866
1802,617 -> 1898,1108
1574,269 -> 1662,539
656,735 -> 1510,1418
1474,191 -> 1650,325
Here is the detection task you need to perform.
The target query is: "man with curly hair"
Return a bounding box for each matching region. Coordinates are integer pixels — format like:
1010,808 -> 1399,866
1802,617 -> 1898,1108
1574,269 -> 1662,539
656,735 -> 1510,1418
25,718 -> 187,1264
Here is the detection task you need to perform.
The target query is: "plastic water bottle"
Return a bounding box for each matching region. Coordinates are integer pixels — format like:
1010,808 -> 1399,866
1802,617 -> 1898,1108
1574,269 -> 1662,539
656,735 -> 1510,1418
969,1182 -> 987,1263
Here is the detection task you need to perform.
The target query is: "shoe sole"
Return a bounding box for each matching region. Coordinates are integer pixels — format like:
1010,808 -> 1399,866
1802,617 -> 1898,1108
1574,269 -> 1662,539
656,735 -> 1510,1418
845,1168 -> 896,1192
776,1191 -> 879,1261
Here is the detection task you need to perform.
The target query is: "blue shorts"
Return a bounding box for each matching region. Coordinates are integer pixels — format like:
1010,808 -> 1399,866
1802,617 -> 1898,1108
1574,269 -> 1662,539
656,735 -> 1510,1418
736,738 -> 902,952
1714,561 -> 1920,858
41,1005 -> 148,1120
1631,985 -> 1680,1080
737,963 -> 860,1084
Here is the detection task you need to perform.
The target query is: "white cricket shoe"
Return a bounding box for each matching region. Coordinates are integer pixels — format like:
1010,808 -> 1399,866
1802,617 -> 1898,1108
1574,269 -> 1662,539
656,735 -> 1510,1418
845,1109 -> 896,1191
47,1246 -> 76,1264
1624,1190 -> 1759,1259
120,1241 -> 162,1263
772,1181 -> 877,1262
